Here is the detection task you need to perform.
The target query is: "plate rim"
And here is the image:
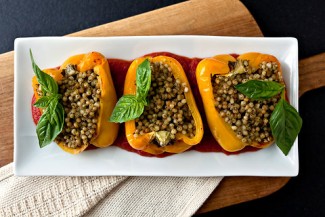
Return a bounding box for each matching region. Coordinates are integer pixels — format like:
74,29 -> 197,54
13,36 -> 299,177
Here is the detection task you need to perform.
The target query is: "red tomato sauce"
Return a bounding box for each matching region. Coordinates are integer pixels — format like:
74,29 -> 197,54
31,52 -> 259,157
31,94 -> 42,124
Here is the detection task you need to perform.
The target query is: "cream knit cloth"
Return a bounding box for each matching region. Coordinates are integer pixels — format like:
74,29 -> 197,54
0,163 -> 222,217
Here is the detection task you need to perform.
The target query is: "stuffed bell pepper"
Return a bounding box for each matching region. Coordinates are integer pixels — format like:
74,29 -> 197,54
196,52 -> 302,155
31,51 -> 119,154
110,56 -> 204,155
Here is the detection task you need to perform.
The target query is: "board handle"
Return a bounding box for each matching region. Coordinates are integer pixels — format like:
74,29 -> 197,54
299,53 -> 325,97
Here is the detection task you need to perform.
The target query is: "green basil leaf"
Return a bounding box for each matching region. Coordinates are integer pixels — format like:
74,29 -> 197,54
109,95 -> 145,123
36,97 -> 64,148
270,98 -> 302,155
34,94 -> 61,108
52,102 -> 65,132
30,49 -> 58,94
34,96 -> 52,108
144,97 -> 150,106
136,59 -> 151,99
235,80 -> 284,100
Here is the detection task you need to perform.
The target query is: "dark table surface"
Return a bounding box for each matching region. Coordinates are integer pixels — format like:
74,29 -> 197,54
1,0 -> 325,216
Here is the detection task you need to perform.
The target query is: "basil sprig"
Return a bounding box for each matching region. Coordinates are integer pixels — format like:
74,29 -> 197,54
235,80 -> 302,155
30,50 -> 65,148
109,59 -> 151,123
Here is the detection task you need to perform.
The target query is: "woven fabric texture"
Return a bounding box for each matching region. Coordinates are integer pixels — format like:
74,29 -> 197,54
0,163 -> 222,217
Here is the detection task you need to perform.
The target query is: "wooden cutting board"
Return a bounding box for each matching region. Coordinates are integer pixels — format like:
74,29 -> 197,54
0,0 -> 324,214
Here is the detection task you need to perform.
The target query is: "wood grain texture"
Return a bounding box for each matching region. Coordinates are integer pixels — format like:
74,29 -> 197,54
0,51 -> 14,167
0,0 -> 321,213
197,176 -> 290,213
69,0 -> 262,37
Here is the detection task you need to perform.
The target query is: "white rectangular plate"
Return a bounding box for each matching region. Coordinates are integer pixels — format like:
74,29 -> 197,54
14,36 -> 299,176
